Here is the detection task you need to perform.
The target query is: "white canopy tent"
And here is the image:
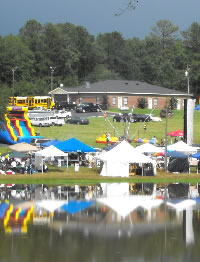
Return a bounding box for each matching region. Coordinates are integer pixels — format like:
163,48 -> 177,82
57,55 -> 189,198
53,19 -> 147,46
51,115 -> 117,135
96,141 -> 156,177
135,143 -> 164,154
35,145 -> 68,172
167,141 -> 198,154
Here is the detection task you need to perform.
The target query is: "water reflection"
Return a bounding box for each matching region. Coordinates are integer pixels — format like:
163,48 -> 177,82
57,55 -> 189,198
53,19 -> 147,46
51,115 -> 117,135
0,183 -> 200,261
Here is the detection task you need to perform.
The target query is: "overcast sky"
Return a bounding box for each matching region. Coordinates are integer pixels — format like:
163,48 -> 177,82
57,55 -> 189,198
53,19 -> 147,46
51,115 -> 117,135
0,0 -> 200,39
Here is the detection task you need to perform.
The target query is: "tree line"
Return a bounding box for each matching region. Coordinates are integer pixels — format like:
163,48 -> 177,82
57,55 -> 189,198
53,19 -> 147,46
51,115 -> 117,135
0,19 -> 200,105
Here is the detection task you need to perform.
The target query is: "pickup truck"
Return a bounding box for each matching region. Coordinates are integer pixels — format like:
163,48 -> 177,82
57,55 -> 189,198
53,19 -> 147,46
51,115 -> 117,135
54,101 -> 76,111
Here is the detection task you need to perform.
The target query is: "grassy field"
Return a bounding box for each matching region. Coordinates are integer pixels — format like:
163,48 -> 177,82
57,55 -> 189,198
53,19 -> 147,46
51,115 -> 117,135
0,108 -> 199,184
34,108 -> 200,147
0,166 -> 200,185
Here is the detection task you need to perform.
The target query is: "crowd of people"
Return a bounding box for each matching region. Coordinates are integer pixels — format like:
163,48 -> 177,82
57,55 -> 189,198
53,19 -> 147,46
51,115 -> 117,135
0,154 -> 35,175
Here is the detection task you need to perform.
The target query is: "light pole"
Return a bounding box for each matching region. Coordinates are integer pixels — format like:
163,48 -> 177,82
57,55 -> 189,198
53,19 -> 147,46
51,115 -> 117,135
12,67 -> 17,90
50,66 -> 56,92
185,65 -> 190,94
11,67 -> 17,105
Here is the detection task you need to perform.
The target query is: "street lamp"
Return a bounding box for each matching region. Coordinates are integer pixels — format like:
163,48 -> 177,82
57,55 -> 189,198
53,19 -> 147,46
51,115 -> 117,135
50,66 -> 56,92
185,65 -> 190,94
11,67 -> 18,105
12,66 -> 18,90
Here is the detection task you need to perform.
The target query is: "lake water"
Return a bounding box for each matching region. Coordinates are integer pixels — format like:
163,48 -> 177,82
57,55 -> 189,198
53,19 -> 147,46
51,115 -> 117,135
0,183 -> 200,262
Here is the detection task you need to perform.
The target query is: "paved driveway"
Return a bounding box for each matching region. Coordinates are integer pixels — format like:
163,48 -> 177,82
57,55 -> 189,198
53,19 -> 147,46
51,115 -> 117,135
72,111 -> 115,118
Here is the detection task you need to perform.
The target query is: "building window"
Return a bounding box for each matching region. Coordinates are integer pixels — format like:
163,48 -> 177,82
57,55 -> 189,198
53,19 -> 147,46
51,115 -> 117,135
124,97 -> 128,105
154,98 -> 158,107
113,96 -> 116,105
79,98 -> 82,104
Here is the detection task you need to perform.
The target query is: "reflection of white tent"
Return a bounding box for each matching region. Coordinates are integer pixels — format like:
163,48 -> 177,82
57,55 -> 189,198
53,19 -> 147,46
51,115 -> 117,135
35,200 -> 67,212
135,143 -> 164,154
166,199 -> 196,210
96,141 -> 156,177
167,141 -> 198,153
100,183 -> 130,197
35,145 -> 68,172
97,196 -> 163,218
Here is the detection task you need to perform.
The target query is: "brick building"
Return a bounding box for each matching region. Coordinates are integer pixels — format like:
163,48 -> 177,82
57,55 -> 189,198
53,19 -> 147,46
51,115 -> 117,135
49,80 -> 193,110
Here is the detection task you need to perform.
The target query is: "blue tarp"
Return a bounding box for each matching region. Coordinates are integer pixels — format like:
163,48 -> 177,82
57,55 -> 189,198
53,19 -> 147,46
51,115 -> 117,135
55,138 -> 96,153
40,139 -> 61,147
61,200 -> 95,214
167,151 -> 188,159
191,152 -> 200,159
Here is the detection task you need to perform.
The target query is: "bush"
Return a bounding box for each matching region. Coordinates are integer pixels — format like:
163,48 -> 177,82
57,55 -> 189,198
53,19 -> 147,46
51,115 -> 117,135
137,98 -> 148,109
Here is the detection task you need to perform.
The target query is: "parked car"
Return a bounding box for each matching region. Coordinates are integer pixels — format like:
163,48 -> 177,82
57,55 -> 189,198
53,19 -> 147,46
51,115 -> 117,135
113,113 -> 136,123
76,103 -> 100,113
66,116 -> 89,125
53,110 -> 71,119
148,114 -> 162,122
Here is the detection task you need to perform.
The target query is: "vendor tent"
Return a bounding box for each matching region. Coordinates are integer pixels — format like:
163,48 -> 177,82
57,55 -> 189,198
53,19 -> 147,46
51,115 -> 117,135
96,140 -> 156,177
167,141 -> 198,153
167,151 -> 189,173
35,145 -> 68,172
135,143 -> 164,154
168,130 -> 184,137
55,138 -> 96,153
9,142 -> 38,152
35,145 -> 67,157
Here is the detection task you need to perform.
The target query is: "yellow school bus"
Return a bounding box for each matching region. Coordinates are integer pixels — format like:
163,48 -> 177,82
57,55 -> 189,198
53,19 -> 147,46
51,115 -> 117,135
9,96 -> 55,109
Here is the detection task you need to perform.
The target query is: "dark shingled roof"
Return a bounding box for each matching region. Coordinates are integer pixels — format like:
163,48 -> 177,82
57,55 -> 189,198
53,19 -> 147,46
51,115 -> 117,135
61,80 -> 192,96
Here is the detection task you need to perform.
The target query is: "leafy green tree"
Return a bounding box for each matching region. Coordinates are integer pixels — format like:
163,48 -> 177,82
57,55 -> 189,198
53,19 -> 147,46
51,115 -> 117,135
86,64 -> 120,82
122,37 -> 145,80
182,23 -> 200,96
19,19 -> 44,78
150,20 -> 179,49
0,35 -> 34,85
96,32 -> 126,75
137,97 -> 148,109
0,84 -> 11,128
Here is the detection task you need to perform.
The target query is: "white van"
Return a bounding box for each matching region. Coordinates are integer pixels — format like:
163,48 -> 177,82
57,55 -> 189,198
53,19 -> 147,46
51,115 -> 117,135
30,117 -> 52,127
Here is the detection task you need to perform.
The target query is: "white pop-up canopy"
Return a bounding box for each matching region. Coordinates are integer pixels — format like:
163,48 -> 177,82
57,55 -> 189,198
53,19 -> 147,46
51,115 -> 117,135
35,145 -> 67,157
96,141 -> 156,177
167,141 -> 198,153
135,143 -> 164,154
35,145 -> 68,172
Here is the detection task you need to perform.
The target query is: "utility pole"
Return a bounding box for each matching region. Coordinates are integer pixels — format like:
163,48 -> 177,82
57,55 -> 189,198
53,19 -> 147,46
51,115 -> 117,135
185,64 -> 190,94
11,67 -> 17,105
50,66 -> 56,92
164,107 -> 168,172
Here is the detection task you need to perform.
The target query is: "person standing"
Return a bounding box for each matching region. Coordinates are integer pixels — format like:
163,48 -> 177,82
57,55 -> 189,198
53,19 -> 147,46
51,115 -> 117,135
143,124 -> 147,133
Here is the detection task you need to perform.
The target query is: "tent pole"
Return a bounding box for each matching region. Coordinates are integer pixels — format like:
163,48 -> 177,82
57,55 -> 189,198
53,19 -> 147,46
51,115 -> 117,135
42,158 -> 43,174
